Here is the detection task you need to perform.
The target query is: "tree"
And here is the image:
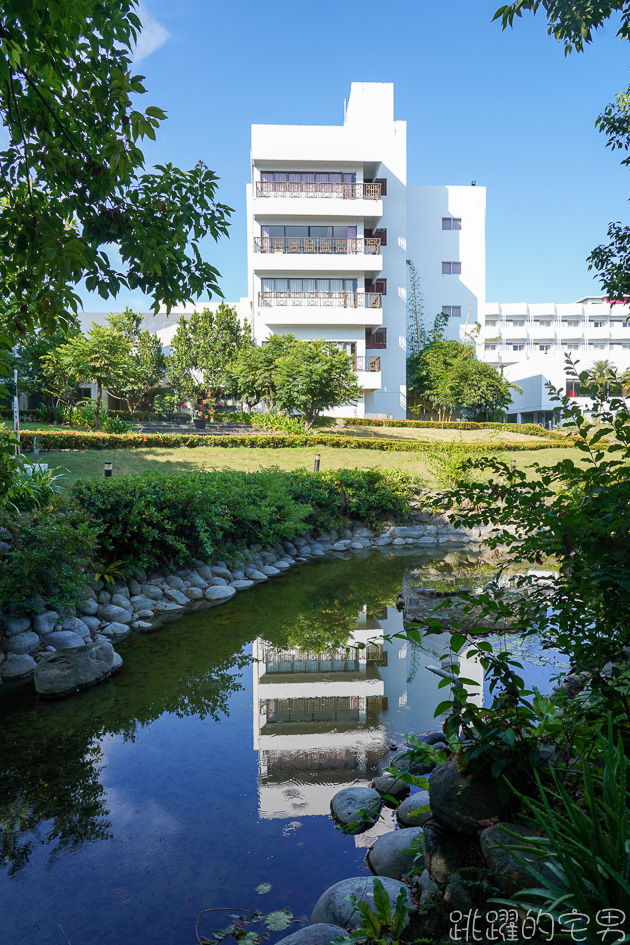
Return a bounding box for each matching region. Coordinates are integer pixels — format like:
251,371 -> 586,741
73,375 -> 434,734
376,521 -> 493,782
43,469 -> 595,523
102,309 -> 166,411
55,323 -> 129,430
229,334 -> 298,412
0,0 -> 231,343
586,358 -> 618,396
273,340 -> 363,428
494,1 -> 630,299
10,320 -> 80,420
167,304 -> 251,410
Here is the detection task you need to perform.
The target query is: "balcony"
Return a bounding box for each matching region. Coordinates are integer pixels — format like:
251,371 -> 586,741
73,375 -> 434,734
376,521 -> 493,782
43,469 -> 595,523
258,291 -> 381,308
257,291 -> 383,327
256,181 -> 381,199
253,237 -> 383,275
354,354 -> 381,390
255,236 -> 381,255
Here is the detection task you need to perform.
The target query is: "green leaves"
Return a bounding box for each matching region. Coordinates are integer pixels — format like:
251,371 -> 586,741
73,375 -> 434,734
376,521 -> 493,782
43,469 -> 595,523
263,911 -> 292,931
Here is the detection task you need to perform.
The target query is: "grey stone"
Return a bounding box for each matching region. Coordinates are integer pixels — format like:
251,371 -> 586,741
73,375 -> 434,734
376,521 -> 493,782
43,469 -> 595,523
166,575 -> 185,590
127,577 -> 142,597
212,566 -> 233,581
130,596 -> 157,611
231,569 -> 245,580
372,775 -> 411,802
275,559 -> 292,569
34,641 -> 116,697
353,526 -> 374,538
260,551 -> 278,564
208,576 -> 228,586
112,582 -> 130,599
77,598 -> 99,617
186,587 -> 204,600
392,538 -> 406,546
100,621 -> 131,640
429,759 -> 510,835
44,631 -> 85,650
417,869 -> 438,906
231,580 -> 255,590
375,535 -> 393,546
111,593 -> 133,613
195,564 -> 214,580
260,565 -> 281,577
204,586 -> 236,604
83,587 -> 98,601
61,617 -> 91,638
164,588 -> 188,606
97,604 -> 133,625
82,616 -> 101,632
480,823 -> 549,893
131,620 -> 154,632
412,731 -> 448,746
141,584 -> 164,601
4,616 -> 31,636
423,820 -> 473,885
278,925 -> 348,945
330,787 -> 382,833
187,572 -> 208,589
111,651 -> 123,673
154,601 -> 184,613
245,569 -> 267,582
0,653 -> 37,678
311,876 -> 409,930
97,590 -> 112,605
391,526 -> 426,538
350,541 -> 364,549
367,827 -> 424,880
397,791 -> 431,827
283,541 -> 298,556
135,608 -> 154,618
332,540 -> 352,551
4,631 -> 40,655
33,611 -> 60,635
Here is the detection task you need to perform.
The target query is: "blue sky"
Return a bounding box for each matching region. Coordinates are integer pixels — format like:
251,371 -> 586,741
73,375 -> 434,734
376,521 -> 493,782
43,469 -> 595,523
87,0 -> 630,312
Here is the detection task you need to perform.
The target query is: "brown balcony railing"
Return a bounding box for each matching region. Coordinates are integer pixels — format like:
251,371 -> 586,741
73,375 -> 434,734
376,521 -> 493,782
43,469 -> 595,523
353,355 -> 381,372
258,291 -> 382,309
254,236 -> 381,255
256,181 -> 381,200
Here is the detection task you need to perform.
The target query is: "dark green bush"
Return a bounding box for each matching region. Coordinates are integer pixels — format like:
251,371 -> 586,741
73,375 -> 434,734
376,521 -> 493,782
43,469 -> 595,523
73,467 -> 420,574
0,504 -> 98,615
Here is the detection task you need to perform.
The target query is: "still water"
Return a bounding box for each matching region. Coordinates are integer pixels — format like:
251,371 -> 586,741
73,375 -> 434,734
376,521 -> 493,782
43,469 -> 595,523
0,548 -> 568,945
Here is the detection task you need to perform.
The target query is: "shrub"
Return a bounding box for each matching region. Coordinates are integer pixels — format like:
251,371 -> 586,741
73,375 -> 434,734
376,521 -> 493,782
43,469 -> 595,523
73,468 -> 421,574
0,503 -> 98,616
342,418 -> 570,440
70,400 -> 133,433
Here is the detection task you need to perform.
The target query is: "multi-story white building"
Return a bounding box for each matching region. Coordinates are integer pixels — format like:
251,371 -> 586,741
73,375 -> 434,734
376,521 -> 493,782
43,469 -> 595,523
247,82 -> 485,419
472,297 -> 630,423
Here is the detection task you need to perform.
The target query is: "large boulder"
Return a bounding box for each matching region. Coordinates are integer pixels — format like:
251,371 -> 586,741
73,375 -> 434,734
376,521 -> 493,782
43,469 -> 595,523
397,791 -> 431,827
311,876 -> 409,930
367,827 -> 424,880
429,759 -> 511,835
3,631 -> 40,655
204,586 -> 236,605
0,653 -> 36,678
330,787 -> 382,834
480,823 -> 550,893
110,593 -> 133,613
61,616 -> 91,638
34,641 -> 117,697
423,819 -> 480,884
77,598 -> 99,617
100,621 -> 131,640
97,604 -> 133,625
44,631 -> 86,650
278,926 -> 347,945
164,588 -> 188,606
141,584 -> 163,601
372,775 -> 410,803
4,616 -> 31,636
33,611 -> 59,635
231,580 -> 255,591
211,566 -> 233,581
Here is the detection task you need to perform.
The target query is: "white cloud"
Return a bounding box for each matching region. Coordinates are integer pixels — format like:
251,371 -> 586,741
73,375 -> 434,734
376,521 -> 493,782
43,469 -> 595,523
133,5 -> 170,63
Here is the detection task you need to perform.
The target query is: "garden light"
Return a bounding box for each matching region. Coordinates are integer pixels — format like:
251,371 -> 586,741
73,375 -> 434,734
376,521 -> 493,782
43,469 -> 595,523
104,461 -> 113,478
314,453 -> 320,472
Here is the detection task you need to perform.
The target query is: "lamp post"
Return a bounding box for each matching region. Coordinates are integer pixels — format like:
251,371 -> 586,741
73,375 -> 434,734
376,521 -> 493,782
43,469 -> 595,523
104,461 -> 113,478
314,453 -> 320,472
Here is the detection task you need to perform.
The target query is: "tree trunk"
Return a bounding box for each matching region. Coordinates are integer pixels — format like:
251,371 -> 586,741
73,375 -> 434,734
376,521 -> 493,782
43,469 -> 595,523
95,379 -> 102,431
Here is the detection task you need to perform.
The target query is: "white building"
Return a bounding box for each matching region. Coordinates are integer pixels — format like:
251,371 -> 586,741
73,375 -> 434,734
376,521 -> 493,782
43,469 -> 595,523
247,82 -> 485,419
472,296 -> 630,423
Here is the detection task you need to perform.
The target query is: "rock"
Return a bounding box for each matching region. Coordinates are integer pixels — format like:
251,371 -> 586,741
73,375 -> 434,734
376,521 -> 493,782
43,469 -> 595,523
332,540 -> 352,551
141,584 -> 163,601
429,759 -> 511,835
354,526 -> 374,538
283,541 -> 298,557
412,731 -> 447,746
211,566 -> 233,581
97,604 -> 133,625
100,621 -> 131,640
82,616 -> 102,632
392,538 -> 406,546
208,576 -> 228,586
186,587 -> 204,600
372,775 -> 411,802
83,587 -> 98,601
44,631 -> 85,650
367,827 -> 424,880
245,569 -> 267,582
0,653 -> 37,678
130,596 -> 157,611
330,787 -> 382,833
416,869 -> 438,906
231,569 -> 245,580
33,611 -> 60,635
391,526 -> 426,538
375,535 -> 393,546
127,578 -> 142,597
260,565 -> 281,577
195,565 -> 214,580
110,593 -> 133,613
350,541 -> 364,550
204,586 -> 236,604
111,651 -> 123,672
278,925 -> 348,945
112,582 -> 130,599
34,641 -> 116,697
397,791 -> 431,827
4,616 -> 31,636
97,590 -> 112,605
131,620 -> 154,632
423,820 -> 477,885
154,601 -> 184,613
311,876 -> 409,930
480,823 -> 548,893
61,617 -> 91,638
164,588 -> 189,606
231,580 -> 255,590
135,609 -> 154,618
77,598 -> 99,617
3,631 -> 40,655
187,572 -> 208,589
165,575 -> 185,590
277,559 -> 294,569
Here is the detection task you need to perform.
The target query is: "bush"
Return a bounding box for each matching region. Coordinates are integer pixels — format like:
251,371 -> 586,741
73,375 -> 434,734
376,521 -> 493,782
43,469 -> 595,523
71,400 -> 133,434
342,418 -> 570,440
73,468 -> 421,574
0,504 -> 98,616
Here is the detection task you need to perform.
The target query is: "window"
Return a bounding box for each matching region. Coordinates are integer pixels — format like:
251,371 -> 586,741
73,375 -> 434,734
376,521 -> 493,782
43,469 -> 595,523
539,344 -> 551,351
261,278 -> 356,296
536,320 -> 553,327
260,170 -> 355,184
364,227 -> 387,246
374,177 -> 387,196
565,343 -> 579,350
513,344 -> 525,351
442,261 -> 461,275
592,320 -> 608,328
77,387 -> 92,400
442,218 -> 462,230
506,320 -> 526,327
566,380 -> 580,397
334,341 -> 356,356
366,328 -> 387,349
485,319 -> 497,327
366,278 -> 387,295
591,343 -> 606,349
442,306 -> 462,318
485,343 -> 497,351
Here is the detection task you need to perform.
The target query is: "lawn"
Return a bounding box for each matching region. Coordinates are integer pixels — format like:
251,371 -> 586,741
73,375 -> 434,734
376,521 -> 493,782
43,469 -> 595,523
25,444 -> 583,490
333,424 -> 565,444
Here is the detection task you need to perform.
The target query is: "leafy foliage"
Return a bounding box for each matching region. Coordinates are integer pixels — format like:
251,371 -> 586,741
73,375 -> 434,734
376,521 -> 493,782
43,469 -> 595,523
333,878 -> 410,945
100,309 -> 166,410
229,334 -> 298,411
273,338 -> 363,428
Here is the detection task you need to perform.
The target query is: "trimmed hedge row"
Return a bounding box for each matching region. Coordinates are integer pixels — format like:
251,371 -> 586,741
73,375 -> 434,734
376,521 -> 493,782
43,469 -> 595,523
341,418 -> 569,440
8,429 -> 574,453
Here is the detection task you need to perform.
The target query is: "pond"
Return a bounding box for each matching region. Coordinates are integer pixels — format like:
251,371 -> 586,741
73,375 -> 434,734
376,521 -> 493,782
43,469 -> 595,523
0,547 -> 569,945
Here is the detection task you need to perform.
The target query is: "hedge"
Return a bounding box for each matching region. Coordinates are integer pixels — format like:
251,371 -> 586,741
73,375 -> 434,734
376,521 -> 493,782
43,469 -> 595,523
340,418 -> 570,440
7,429 -> 575,453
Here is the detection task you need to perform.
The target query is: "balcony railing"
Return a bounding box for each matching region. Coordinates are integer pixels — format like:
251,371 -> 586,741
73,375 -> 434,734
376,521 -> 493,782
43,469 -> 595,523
256,181 -> 381,200
353,355 -> 381,372
258,291 -> 382,309
254,236 -> 381,255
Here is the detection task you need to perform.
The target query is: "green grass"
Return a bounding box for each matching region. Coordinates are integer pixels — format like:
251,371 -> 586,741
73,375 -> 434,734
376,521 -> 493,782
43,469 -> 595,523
24,444 -> 584,491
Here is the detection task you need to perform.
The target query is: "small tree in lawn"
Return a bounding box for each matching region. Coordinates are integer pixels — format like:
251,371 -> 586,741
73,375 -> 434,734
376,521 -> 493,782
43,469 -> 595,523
55,325 -> 129,430
230,334 -> 297,412
273,339 -> 362,428
167,303 -> 250,414
103,309 -> 166,411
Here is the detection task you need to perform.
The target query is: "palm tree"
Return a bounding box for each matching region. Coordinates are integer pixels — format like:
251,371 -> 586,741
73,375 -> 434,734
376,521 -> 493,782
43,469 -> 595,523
586,359 -> 618,397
